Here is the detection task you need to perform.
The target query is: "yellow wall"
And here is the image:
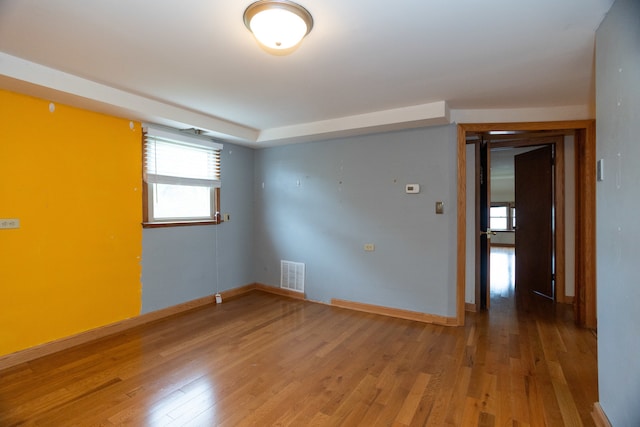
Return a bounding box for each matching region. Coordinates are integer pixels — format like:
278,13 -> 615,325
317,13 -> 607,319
0,89 -> 142,356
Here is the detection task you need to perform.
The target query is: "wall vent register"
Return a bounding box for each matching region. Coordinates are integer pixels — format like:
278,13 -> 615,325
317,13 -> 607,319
281,260 -> 305,293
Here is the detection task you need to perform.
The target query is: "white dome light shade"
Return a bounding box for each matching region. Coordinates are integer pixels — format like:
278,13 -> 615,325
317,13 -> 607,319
249,9 -> 306,49
244,1 -> 313,52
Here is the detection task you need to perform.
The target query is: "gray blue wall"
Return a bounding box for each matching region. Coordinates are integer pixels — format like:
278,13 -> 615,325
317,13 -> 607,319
141,143 -> 255,313
596,0 -> 640,425
253,125 -> 458,317
140,125 -> 459,319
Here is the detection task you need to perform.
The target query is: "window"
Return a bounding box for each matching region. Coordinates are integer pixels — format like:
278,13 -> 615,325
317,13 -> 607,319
143,124 -> 222,226
490,203 -> 515,231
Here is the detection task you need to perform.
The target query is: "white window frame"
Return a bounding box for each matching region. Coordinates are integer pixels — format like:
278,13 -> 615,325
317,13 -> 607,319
490,202 -> 515,231
143,124 -> 222,226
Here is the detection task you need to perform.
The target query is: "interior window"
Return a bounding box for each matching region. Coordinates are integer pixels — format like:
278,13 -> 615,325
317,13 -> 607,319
142,124 -> 222,227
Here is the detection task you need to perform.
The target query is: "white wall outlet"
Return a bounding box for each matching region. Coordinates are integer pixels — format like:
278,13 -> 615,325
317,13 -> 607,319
0,218 -> 20,229
405,184 -> 420,194
364,243 -> 375,252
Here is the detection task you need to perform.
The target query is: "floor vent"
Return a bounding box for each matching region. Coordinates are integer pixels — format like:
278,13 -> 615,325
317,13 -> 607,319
281,260 -> 305,293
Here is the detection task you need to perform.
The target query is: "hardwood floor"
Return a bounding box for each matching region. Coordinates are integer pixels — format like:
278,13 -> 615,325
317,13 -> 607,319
0,288 -> 597,426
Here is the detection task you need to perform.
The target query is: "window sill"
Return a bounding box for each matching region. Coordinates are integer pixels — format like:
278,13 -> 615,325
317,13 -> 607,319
142,220 -> 220,229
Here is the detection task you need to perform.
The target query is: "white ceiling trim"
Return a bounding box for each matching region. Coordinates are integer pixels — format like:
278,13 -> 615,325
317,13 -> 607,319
0,52 -> 258,142
1,53 -> 593,147
256,101 -> 450,147
450,105 -> 593,124
0,53 -> 453,147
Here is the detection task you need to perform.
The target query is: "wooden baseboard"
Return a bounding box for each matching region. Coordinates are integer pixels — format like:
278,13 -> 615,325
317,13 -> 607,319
331,298 -> 457,326
0,283 -> 281,371
221,283 -> 306,300
0,292 -> 221,371
220,283 -> 257,300
592,402 -> 612,427
465,302 -> 478,312
254,283 -> 306,300
0,282 -> 453,371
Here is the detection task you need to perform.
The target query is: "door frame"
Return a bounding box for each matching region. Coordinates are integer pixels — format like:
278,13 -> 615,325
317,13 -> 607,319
456,120 -> 596,328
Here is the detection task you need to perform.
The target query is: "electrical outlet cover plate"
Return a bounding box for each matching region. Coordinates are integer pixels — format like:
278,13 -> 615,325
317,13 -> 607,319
405,184 -> 420,194
0,218 -> 20,229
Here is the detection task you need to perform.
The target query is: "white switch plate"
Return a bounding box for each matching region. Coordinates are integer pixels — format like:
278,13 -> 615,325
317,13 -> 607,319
0,218 -> 20,229
597,159 -> 604,182
223,213 -> 231,222
364,243 -> 375,252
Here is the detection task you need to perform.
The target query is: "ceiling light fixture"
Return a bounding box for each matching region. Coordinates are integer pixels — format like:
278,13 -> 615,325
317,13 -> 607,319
243,0 -> 313,55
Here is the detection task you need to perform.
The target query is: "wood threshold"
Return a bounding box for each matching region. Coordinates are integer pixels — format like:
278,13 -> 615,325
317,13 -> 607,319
331,298 -> 457,326
592,403 -> 613,427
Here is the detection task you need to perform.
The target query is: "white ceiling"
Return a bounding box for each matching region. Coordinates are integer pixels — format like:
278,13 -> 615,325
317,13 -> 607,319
0,0 -> 613,147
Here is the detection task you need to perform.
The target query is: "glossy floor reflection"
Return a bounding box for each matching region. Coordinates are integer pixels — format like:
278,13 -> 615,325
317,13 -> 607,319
0,265 -> 598,426
490,246 -> 515,299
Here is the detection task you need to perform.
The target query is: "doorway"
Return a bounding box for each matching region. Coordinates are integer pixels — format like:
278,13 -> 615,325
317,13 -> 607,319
471,133 -> 563,309
456,121 -> 597,328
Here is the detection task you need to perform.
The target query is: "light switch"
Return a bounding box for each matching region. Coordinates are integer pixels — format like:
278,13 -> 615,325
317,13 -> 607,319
435,202 -> 444,214
597,159 -> 604,182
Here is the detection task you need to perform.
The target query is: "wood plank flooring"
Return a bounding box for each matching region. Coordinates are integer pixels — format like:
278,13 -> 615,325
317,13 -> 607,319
0,285 -> 597,426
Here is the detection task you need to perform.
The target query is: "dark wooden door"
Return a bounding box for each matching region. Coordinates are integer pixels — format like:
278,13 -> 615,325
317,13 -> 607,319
478,140 -> 491,309
514,146 -> 554,298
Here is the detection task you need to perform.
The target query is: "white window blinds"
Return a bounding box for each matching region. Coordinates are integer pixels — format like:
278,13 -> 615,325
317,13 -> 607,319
143,125 -> 222,188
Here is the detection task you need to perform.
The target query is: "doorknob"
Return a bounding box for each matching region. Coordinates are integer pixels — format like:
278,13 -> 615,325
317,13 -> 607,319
480,229 -> 497,239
